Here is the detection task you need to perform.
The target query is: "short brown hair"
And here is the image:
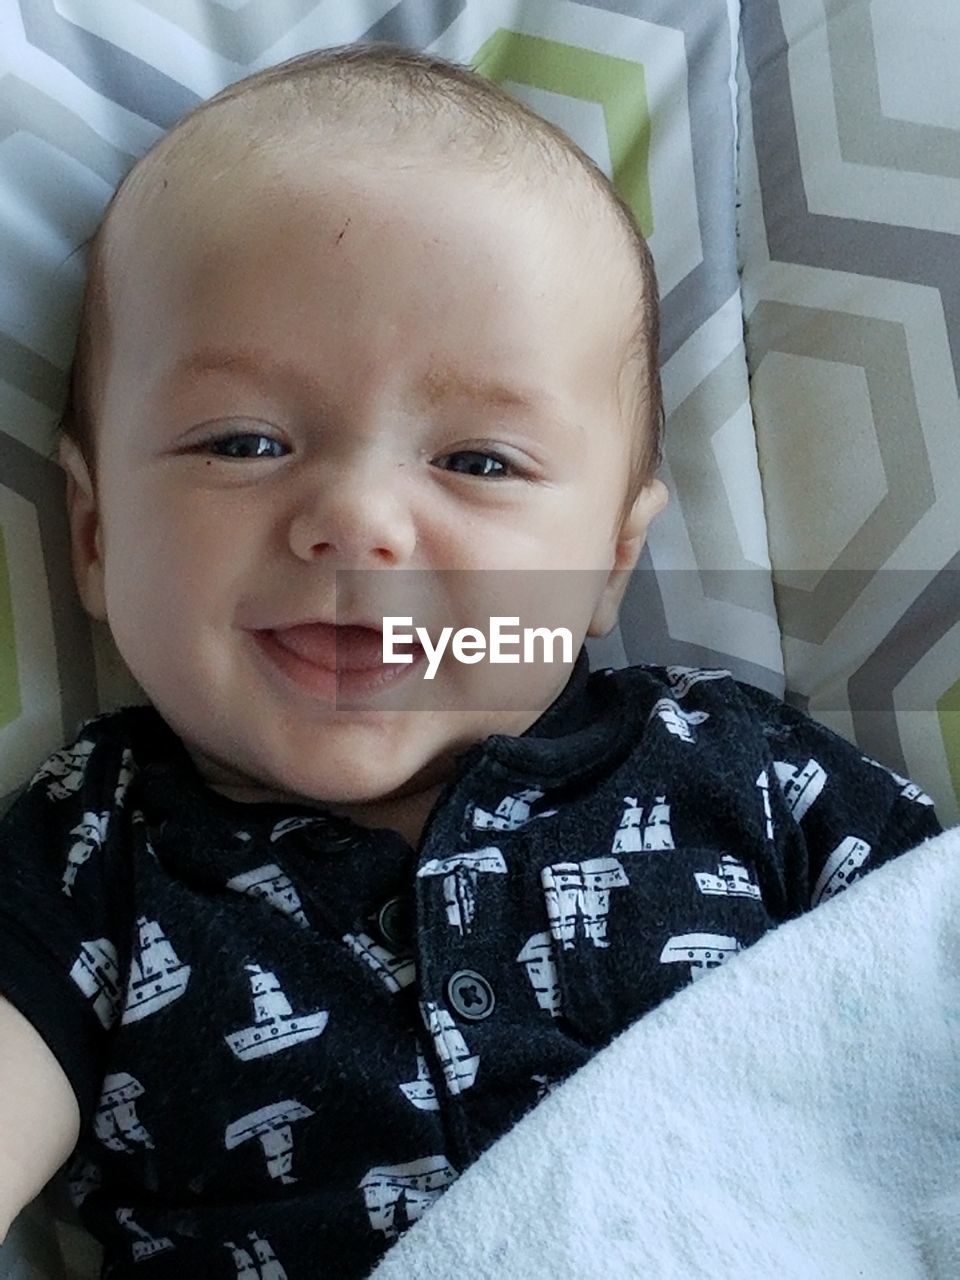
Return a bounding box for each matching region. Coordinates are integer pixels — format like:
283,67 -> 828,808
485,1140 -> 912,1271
56,41 -> 664,525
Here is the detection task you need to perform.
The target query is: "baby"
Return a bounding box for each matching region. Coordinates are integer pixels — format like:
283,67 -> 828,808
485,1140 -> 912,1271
0,42 -> 943,1280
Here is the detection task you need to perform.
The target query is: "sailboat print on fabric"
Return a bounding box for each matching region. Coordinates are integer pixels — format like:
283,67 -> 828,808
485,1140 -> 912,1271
862,755 -> 936,806
61,811 -> 110,896
416,847 -> 507,936
69,938 -> 122,1029
55,747 -> 133,896
465,787 -> 557,831
659,933 -> 742,982
663,666 -> 731,699
611,795 -> 675,853
224,1233 -> 287,1280
648,696 -> 710,743
756,769 -> 775,839
115,1207 -> 174,1261
516,932 -> 562,1016
531,1073 -> 562,1104
29,738 -> 96,801
811,835 -> 872,907
224,964 -> 328,1061
359,1154 -> 459,1241
774,758 -> 827,822
94,1072 -> 154,1153
541,859 -> 629,951
695,856 -> 762,900
418,1000 -> 479,1095
224,1100 -> 314,1185
343,932 -> 416,992
225,864 -> 310,930
399,1043 -> 440,1111
121,917 -> 191,1024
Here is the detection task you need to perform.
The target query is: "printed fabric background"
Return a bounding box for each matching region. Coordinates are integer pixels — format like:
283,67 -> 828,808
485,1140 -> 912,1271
0,0 -> 957,1275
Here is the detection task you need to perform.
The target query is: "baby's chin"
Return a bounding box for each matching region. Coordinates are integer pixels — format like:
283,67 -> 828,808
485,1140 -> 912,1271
186,733 -> 454,811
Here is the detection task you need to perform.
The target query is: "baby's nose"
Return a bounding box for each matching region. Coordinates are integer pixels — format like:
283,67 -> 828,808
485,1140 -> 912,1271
286,462 -> 417,566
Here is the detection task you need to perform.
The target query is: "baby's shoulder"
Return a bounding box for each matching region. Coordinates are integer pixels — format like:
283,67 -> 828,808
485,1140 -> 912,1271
604,661 -> 854,749
8,704 -> 166,830
605,660 -> 924,788
601,661 -> 771,716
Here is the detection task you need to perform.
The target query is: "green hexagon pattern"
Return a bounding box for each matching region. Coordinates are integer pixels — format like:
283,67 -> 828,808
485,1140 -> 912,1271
471,29 -> 653,236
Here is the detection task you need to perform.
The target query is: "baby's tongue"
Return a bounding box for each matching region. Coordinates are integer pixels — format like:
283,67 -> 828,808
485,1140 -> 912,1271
273,623 -> 385,671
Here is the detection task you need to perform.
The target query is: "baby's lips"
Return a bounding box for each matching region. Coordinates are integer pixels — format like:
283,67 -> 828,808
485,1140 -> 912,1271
268,622 -> 421,671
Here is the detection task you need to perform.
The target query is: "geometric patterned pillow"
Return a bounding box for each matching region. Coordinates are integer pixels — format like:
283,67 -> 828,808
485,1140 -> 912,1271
739,0 -> 960,825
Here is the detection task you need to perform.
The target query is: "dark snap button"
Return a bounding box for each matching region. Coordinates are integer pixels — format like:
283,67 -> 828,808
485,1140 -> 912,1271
447,969 -> 495,1021
377,895 -> 414,949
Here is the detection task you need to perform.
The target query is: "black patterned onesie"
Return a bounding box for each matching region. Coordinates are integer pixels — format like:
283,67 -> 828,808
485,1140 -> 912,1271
0,648 -> 943,1277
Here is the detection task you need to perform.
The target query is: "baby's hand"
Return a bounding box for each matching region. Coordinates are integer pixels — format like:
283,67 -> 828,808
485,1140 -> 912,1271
0,994 -> 79,1241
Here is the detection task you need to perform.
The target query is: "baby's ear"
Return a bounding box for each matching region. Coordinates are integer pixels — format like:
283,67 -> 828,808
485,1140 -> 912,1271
587,478 -> 669,638
57,437 -> 108,623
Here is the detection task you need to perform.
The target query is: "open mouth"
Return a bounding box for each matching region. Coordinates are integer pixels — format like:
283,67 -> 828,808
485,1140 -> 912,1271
250,622 -> 425,701
268,622 -> 395,672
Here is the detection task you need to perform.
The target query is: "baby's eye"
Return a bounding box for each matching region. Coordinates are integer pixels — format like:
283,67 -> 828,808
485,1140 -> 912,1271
199,433 -> 287,460
435,450 -> 516,479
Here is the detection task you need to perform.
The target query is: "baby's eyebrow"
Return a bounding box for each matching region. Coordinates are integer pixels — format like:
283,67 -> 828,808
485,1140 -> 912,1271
420,367 -> 565,422
168,348 -> 280,383
165,348 -> 581,437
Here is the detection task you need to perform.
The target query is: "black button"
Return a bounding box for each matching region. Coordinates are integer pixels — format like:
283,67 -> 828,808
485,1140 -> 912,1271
377,895 -> 414,949
447,969 -> 495,1021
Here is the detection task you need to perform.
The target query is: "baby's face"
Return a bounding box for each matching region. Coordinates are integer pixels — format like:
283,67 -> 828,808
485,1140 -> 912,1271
61,151 -> 666,827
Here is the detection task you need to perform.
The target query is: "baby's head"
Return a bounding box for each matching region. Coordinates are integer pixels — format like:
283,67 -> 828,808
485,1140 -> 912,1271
55,44 -> 668,833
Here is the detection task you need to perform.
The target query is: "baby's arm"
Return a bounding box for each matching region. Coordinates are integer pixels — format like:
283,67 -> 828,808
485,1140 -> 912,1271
0,993 -> 79,1243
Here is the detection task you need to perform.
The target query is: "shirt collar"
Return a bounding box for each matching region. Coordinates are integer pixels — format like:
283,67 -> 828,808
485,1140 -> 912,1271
478,645 -> 631,787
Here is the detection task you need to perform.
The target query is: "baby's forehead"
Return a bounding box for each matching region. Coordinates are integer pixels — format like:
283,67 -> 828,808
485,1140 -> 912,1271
106,172 -> 632,377
108,96 -> 629,264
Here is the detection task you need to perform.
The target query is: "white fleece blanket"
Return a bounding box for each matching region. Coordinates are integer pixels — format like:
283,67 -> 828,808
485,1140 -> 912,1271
368,824 -> 960,1280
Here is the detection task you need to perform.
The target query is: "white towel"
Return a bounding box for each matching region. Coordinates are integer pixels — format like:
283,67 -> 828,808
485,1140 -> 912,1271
368,824 -> 960,1279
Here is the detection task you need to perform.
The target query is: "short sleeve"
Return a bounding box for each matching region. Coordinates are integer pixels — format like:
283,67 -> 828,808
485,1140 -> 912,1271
737,682 -> 944,919
0,723 -> 132,1130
